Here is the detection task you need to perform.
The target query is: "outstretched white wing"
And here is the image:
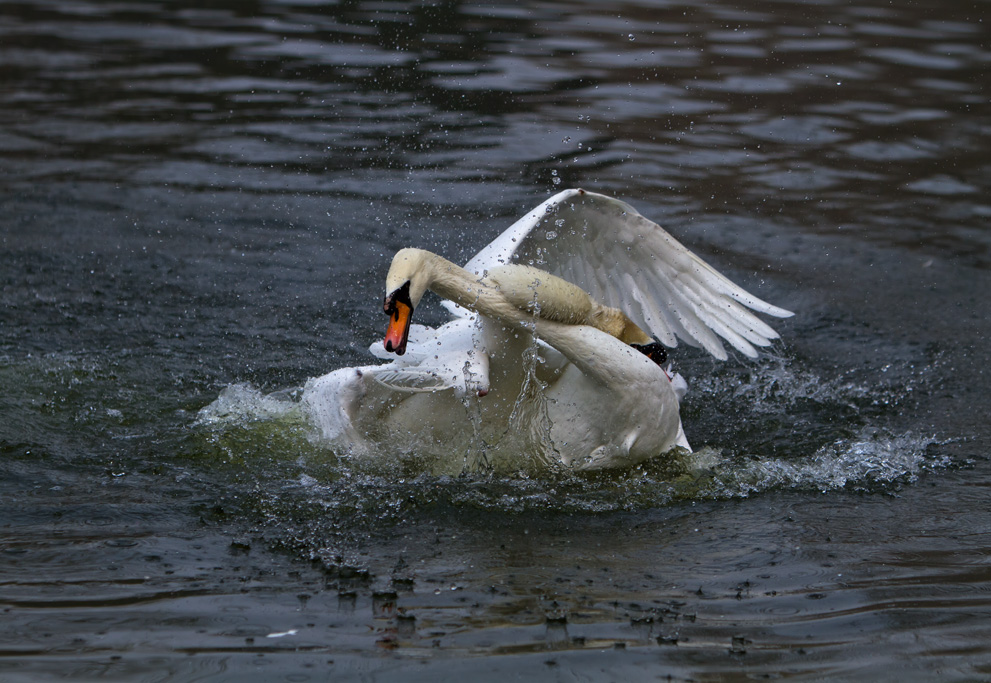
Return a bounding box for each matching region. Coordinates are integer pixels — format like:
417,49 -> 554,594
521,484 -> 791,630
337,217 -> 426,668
459,189 -> 792,360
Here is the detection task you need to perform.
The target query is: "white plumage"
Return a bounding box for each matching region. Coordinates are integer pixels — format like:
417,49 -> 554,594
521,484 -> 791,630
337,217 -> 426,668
302,189 -> 792,471
460,189 -> 791,360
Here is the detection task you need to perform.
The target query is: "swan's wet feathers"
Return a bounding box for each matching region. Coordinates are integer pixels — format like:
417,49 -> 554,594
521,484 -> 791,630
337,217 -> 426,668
303,189 -> 792,471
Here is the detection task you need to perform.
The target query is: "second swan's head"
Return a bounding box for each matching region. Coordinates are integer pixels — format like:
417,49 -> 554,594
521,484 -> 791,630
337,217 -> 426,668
383,248 -> 432,355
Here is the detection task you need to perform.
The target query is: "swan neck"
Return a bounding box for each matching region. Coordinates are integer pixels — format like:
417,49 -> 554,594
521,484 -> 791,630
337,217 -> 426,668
419,251 -> 488,311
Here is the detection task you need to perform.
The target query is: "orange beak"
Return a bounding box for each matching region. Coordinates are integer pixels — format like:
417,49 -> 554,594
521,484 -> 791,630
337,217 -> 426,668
383,282 -> 413,355
384,299 -> 412,355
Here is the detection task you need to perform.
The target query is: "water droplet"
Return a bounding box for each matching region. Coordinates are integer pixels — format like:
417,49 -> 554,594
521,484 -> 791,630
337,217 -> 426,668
545,231 -> 558,240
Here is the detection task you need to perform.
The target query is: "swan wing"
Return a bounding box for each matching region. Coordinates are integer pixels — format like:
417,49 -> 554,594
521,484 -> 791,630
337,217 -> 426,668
366,319 -> 490,396
372,367 -> 462,392
462,189 -> 792,360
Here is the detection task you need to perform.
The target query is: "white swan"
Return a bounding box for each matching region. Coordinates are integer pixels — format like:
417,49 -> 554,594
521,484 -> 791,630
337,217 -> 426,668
302,189 -> 792,471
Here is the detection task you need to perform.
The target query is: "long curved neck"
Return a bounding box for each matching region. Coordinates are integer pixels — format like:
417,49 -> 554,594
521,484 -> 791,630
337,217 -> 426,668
418,251 -> 483,307
411,249 -> 650,345
414,250 -> 522,323
418,251 -> 650,386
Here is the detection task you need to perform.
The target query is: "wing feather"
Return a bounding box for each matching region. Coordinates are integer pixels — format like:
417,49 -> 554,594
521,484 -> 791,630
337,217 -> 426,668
464,189 -> 792,360
623,274 -> 678,349
372,367 -> 458,392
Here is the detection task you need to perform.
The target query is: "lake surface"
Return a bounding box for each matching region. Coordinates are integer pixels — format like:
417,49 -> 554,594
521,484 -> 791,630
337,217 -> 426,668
1,0 -> 989,679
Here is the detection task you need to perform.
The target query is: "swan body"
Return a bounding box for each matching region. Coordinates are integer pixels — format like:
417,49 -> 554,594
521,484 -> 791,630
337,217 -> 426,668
302,189 -> 792,471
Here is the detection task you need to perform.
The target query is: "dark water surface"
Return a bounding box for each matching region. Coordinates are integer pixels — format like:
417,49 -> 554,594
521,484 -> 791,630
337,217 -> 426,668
2,0 -> 990,679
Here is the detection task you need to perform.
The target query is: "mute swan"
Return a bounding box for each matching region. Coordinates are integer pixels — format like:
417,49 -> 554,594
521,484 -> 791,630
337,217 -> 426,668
302,189 -> 792,471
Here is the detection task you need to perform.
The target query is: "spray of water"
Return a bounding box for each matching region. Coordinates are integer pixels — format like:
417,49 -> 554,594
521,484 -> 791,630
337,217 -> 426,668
192,352 -> 948,513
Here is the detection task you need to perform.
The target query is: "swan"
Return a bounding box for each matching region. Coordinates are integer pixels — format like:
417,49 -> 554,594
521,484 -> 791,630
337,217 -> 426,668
302,189 -> 792,471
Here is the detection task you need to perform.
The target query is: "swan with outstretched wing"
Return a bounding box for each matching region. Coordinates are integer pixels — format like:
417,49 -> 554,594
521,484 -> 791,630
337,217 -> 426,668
303,189 -> 792,471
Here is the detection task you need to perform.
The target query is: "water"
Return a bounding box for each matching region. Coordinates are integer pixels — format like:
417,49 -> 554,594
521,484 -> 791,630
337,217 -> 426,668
1,0 -> 989,679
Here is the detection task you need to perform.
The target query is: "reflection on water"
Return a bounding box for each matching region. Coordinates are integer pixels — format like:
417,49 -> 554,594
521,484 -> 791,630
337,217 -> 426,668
1,0 -> 990,679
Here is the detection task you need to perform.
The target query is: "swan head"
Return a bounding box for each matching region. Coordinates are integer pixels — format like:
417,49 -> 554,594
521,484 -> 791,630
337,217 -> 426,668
383,248 -> 431,355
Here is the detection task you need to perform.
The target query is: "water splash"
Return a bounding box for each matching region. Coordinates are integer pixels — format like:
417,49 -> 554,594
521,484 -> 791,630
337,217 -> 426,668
187,342 -> 954,521
192,383 -> 327,468
692,428 -> 944,499
190,358 -> 948,513
194,383 -> 299,427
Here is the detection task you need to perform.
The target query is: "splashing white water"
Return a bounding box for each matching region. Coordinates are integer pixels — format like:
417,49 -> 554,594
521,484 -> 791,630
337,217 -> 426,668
192,374 -> 947,507
194,383 -> 298,427
694,428 -> 944,499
